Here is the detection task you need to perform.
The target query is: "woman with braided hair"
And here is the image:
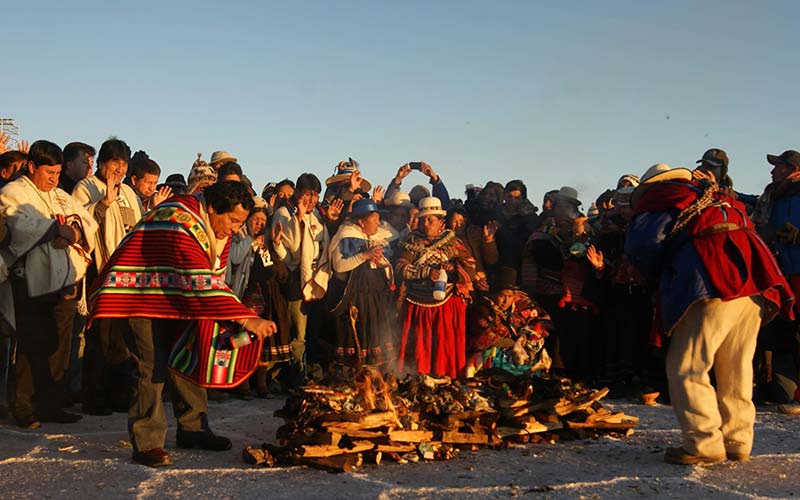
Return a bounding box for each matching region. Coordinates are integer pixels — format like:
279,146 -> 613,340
395,197 -> 477,378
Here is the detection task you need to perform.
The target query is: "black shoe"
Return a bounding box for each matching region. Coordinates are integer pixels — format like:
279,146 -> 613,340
14,413 -> 41,429
82,403 -> 113,416
37,409 -> 83,423
176,430 -> 232,451
133,448 -> 173,468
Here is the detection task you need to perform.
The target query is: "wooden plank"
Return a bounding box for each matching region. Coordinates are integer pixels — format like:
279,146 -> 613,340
312,431 -> 342,446
496,426 -> 533,439
503,399 -> 561,418
554,388 -> 609,416
444,409 -> 496,425
322,428 -> 386,439
376,443 -> 416,453
585,411 -> 639,425
299,440 -> 375,458
566,420 -> 636,431
441,431 -> 489,444
498,398 -> 529,409
388,430 -> 434,443
297,453 -> 363,473
319,411 -> 364,423
322,411 -> 399,431
496,418 -> 562,438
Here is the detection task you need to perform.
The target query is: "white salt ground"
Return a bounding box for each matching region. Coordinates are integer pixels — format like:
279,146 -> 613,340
0,398 -> 798,499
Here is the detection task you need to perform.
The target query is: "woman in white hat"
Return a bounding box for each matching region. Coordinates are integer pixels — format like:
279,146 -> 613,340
395,197 -> 477,378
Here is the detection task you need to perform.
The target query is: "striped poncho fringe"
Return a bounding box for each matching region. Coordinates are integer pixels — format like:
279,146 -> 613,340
89,195 -> 257,322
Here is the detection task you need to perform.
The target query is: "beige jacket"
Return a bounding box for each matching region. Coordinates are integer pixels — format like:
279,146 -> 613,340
72,175 -> 144,272
0,176 -> 99,329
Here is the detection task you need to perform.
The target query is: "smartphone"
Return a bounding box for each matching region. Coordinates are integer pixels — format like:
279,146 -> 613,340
409,162 -> 423,170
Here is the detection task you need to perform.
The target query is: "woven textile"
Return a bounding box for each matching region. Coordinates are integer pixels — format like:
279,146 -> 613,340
89,194 -> 260,388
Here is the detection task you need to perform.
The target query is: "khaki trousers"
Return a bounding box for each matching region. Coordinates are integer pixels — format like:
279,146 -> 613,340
116,318 -> 208,452
666,296 -> 765,457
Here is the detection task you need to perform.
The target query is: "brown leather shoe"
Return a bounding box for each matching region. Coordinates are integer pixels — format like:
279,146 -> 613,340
664,447 -> 725,465
726,452 -> 750,462
133,448 -> 173,468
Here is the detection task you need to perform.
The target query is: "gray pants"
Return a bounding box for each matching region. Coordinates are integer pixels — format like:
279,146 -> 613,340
116,318 -> 208,452
287,300 -> 307,369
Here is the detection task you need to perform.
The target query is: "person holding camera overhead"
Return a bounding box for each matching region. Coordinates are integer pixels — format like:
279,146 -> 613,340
384,161 -> 451,210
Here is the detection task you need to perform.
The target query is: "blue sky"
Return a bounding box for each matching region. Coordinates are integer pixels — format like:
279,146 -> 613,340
4,0 -> 799,208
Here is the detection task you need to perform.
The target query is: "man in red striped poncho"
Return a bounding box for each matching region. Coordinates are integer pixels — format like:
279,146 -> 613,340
89,181 -> 276,468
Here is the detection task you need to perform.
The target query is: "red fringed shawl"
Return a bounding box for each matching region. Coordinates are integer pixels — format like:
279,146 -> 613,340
636,180 -> 794,321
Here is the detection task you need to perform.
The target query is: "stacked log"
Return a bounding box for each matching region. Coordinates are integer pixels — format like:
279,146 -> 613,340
243,367 -> 639,472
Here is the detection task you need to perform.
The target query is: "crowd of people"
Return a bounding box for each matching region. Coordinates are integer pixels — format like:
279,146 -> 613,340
0,132 -> 799,468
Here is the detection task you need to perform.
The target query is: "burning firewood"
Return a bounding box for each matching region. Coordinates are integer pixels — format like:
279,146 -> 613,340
243,367 -> 639,472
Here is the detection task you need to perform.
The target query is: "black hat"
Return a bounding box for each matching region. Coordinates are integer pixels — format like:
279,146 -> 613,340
490,267 -> 519,293
696,148 -> 729,169
165,173 -> 187,186
767,150 -> 800,170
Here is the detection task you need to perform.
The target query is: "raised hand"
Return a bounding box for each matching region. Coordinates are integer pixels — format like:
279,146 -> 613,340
420,162 -> 439,182
692,168 -> 715,183
327,198 -> 344,221
586,244 -> 604,270
483,220 -> 498,242
152,185 -> 173,206
17,140 -> 29,154
103,172 -> 122,205
347,193 -> 363,213
0,132 -> 8,154
296,194 -> 311,220
372,185 -> 385,204
349,170 -> 363,193
394,164 -> 412,184
253,234 -> 266,250
272,221 -> 283,247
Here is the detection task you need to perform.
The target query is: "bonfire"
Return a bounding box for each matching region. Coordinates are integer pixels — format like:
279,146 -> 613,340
243,366 -> 638,472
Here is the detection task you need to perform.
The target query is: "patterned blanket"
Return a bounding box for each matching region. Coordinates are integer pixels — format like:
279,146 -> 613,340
89,194 -> 260,388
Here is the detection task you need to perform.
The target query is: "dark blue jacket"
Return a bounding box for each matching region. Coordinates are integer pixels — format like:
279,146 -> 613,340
625,208 -> 715,333
764,183 -> 800,275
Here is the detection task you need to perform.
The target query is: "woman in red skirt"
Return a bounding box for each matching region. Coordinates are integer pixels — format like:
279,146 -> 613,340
395,197 -> 477,378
